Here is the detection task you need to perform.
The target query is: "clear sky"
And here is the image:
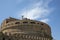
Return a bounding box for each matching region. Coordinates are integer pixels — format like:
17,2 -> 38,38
0,0 -> 60,40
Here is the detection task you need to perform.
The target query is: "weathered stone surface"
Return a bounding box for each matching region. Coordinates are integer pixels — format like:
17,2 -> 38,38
0,17 -> 53,40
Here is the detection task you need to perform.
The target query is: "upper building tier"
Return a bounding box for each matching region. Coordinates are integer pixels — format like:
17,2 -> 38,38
0,17 -> 51,36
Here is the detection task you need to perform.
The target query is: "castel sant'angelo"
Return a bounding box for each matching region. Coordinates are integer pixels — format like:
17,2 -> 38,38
0,17 -> 53,40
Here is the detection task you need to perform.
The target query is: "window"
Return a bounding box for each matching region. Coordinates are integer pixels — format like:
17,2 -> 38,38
37,23 -> 39,24
41,23 -> 44,25
15,22 -> 20,24
23,22 -> 28,24
30,22 -> 35,24
6,21 -> 9,23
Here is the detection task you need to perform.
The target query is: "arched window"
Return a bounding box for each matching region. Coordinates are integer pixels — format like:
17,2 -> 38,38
15,22 -> 20,24
6,21 -> 9,23
30,22 -> 35,24
41,23 -> 44,25
23,22 -> 28,24
37,23 -> 39,24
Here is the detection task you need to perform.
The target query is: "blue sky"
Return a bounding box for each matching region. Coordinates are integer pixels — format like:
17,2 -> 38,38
0,0 -> 60,40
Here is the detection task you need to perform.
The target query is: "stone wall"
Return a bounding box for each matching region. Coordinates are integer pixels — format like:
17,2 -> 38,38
0,32 -> 52,40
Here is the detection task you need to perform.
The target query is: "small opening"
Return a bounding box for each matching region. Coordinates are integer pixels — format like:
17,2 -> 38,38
6,21 -> 9,23
41,23 -> 44,25
15,22 -> 20,24
9,39 -> 11,40
5,32 -> 7,35
23,22 -> 28,24
37,23 -> 39,24
3,37 -> 5,40
30,22 -> 35,24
